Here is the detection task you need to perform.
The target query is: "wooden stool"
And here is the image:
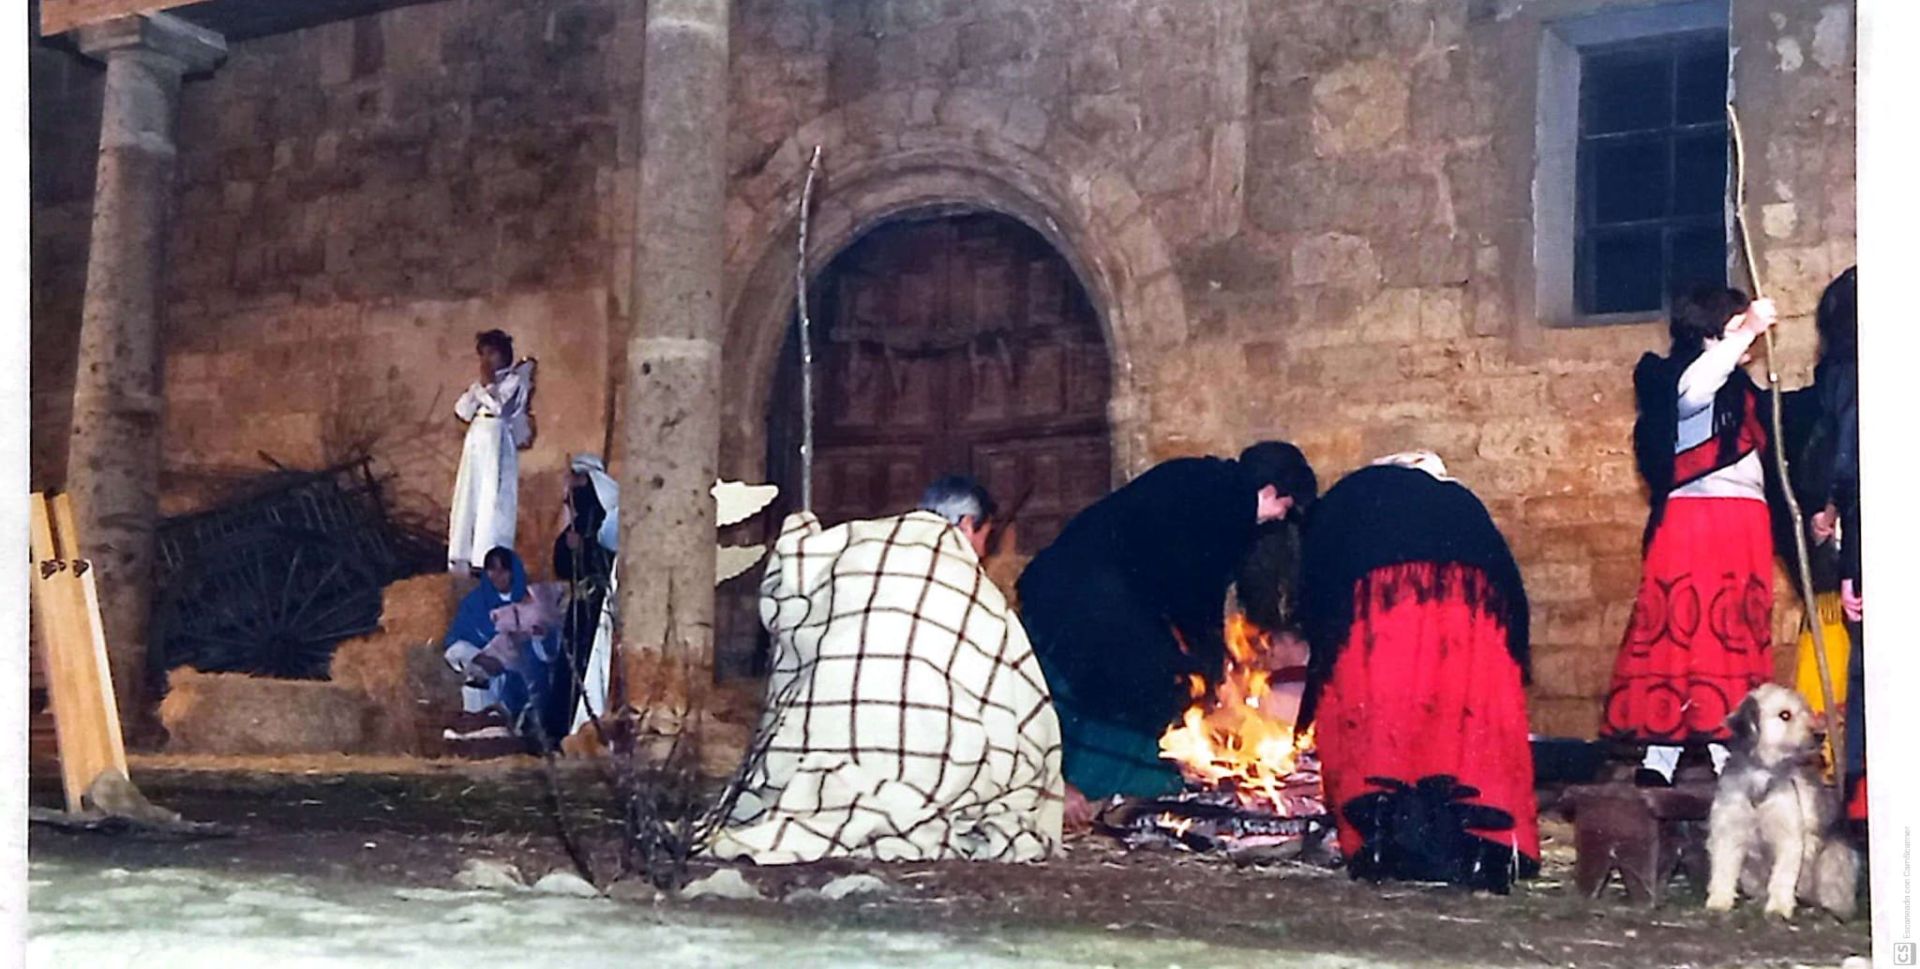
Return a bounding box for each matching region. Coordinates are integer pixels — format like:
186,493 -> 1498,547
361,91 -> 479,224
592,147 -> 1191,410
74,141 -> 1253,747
1565,782 -> 1713,906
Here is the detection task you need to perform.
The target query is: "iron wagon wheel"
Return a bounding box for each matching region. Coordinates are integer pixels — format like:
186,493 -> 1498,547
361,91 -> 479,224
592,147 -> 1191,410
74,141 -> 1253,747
150,527 -> 385,681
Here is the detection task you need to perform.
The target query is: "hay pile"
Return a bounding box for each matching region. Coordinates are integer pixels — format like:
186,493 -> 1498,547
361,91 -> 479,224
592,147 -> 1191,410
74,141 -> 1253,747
560,675 -> 764,779
329,574 -> 463,757
158,668 -> 373,755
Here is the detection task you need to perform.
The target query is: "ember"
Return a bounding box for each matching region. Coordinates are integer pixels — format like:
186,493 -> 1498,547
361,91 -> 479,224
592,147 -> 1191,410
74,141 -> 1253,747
1157,614 -> 1324,818
1106,791 -> 1329,855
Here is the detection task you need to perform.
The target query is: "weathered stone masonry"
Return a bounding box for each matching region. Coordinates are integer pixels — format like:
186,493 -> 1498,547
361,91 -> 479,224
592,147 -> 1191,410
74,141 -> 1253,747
30,0 -> 1855,736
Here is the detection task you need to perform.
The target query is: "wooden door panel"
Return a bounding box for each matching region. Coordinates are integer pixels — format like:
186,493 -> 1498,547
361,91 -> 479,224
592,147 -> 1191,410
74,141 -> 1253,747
813,443 -> 933,527
782,211 -> 1112,548
971,434 -> 1110,556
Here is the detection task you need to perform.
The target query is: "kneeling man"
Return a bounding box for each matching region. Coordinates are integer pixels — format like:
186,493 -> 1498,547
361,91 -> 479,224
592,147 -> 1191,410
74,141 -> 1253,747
708,476 -> 1064,864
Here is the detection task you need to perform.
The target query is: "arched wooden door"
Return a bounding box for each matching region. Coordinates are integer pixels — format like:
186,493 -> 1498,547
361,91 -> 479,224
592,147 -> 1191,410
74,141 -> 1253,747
767,210 -> 1114,565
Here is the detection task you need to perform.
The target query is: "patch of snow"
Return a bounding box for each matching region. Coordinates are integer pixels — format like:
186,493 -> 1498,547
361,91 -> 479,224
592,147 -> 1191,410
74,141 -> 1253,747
678,868 -> 764,901
789,873 -> 893,903
452,858 -> 524,891
531,871 -> 600,898
27,859 -> 1461,969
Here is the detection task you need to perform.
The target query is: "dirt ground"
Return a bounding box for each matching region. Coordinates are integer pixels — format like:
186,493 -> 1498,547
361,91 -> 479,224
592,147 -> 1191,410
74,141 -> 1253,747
27,755 -> 1871,968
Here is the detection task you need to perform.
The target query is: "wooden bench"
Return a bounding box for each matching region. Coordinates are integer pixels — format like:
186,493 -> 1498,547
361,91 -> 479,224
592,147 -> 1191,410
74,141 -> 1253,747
1564,782 -> 1714,906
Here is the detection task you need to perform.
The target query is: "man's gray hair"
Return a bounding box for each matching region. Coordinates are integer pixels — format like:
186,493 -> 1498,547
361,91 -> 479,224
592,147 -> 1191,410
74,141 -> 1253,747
918,475 -> 998,526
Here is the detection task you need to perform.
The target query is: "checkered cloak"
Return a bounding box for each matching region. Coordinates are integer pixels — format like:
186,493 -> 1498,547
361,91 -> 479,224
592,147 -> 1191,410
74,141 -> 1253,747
708,510 -> 1064,864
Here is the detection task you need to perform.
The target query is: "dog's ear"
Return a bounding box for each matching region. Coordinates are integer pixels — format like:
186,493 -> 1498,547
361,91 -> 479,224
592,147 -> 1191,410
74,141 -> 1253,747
1726,694 -> 1761,748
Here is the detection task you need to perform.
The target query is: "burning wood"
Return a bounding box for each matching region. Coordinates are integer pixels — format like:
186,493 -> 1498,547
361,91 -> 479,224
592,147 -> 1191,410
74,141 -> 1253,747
1099,788 -> 1332,858
1157,614 -> 1323,816
1104,614 -> 1333,860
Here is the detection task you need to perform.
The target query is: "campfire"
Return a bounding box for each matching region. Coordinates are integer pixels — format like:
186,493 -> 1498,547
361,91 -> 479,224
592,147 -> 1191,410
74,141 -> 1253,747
1107,614 -> 1332,861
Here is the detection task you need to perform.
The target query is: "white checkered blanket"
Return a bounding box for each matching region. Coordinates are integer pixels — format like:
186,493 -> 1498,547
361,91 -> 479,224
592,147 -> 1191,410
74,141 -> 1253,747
708,510 -> 1064,864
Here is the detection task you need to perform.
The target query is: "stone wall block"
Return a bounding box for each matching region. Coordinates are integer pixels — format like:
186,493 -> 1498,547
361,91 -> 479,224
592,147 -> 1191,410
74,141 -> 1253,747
1289,232 -> 1380,290
1067,43 -> 1122,94
1003,98 -> 1050,151
1134,129 -> 1208,196
1308,57 -> 1409,157
1526,562 -> 1593,604
934,88 -> 1005,139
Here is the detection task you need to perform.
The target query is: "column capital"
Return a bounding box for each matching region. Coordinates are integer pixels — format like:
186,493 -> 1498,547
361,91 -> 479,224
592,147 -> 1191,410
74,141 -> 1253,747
74,13 -> 226,75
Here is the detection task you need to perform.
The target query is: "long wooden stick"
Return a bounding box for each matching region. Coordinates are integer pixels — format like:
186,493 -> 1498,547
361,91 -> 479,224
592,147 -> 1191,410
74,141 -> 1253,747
1727,104 -> 1842,777
31,493 -> 131,812
795,146 -> 823,513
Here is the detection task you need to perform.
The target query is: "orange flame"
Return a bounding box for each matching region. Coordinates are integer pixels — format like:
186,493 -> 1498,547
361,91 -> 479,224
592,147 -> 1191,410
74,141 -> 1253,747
1158,613 -> 1316,813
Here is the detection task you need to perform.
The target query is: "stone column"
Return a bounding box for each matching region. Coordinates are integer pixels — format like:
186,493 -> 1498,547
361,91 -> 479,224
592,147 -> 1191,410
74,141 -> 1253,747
66,14 -> 226,736
617,0 -> 731,718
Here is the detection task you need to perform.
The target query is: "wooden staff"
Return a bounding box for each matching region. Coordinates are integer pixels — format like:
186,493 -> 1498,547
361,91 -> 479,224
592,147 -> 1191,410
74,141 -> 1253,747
1726,103 -> 1842,777
795,146 -> 823,512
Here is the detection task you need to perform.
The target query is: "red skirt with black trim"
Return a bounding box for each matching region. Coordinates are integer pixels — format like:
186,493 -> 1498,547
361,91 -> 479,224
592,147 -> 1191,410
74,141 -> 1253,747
1604,496 -> 1775,744
1317,562 -> 1541,864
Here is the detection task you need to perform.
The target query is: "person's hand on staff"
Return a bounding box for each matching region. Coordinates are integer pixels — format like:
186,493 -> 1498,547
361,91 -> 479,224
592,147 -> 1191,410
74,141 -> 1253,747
1810,503 -> 1839,545
1841,578 -> 1863,623
1727,297 -> 1779,338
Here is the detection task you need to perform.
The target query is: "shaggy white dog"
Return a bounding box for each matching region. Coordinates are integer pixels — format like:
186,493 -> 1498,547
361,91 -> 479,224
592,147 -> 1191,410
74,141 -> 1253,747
1705,684 -> 1859,920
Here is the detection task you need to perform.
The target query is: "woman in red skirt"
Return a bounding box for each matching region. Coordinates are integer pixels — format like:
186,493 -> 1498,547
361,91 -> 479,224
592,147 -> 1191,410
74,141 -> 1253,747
1604,286 -> 1780,784
1298,452 -> 1537,893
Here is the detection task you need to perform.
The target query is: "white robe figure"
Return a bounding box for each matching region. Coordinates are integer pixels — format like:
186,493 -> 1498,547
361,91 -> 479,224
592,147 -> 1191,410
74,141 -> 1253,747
448,359 -> 535,572
572,565 -> 615,734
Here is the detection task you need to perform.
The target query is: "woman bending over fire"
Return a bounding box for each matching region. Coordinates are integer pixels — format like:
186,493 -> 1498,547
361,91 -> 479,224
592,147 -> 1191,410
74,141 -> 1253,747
1297,452 -> 1539,894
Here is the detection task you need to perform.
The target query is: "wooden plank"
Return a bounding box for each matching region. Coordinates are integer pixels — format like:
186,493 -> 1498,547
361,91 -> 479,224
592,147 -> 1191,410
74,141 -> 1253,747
29,493 -> 130,811
31,496 -> 92,808
29,492 -> 57,561
39,0 -> 204,36
49,491 -> 84,560
55,493 -> 130,778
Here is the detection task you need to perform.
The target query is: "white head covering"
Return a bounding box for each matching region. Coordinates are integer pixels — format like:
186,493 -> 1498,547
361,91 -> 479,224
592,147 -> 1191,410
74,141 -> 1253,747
570,453 -> 621,552
1370,449 -> 1453,482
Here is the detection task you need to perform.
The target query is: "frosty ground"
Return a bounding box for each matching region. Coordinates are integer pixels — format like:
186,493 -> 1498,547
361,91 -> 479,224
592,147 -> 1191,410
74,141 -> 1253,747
27,757 -> 1871,968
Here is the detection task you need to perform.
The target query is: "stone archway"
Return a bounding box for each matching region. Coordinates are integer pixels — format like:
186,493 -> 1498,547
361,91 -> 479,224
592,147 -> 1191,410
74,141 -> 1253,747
764,208 -> 1115,559
718,94 -> 1191,488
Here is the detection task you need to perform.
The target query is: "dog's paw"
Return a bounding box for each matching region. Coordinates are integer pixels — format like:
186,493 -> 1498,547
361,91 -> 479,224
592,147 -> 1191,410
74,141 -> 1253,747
1705,892 -> 1736,913
1764,896 -> 1797,920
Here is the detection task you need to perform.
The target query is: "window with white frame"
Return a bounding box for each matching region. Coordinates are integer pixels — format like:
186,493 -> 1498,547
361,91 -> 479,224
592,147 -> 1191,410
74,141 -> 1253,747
1534,2 -> 1730,324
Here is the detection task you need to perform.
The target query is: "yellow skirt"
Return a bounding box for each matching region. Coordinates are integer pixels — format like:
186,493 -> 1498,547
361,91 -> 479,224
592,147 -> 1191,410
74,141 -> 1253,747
1793,592 -> 1853,714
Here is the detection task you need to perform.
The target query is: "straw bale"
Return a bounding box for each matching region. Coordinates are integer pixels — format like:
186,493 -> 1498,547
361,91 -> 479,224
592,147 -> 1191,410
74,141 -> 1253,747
378,573 -> 457,641
330,630 -> 462,756
158,668 -> 373,755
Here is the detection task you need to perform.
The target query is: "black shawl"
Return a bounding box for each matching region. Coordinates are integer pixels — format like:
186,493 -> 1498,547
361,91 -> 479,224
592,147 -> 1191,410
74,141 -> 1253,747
1016,456 -> 1262,718
1296,465 -> 1529,728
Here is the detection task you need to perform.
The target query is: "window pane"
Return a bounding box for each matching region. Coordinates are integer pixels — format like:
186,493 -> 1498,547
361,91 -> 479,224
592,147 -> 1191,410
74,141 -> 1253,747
1675,39 -> 1729,126
1589,138 -> 1670,224
1588,227 -> 1665,314
1668,223 -> 1728,294
1583,48 -> 1674,135
1672,131 -> 1727,217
